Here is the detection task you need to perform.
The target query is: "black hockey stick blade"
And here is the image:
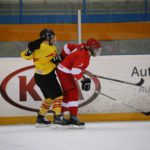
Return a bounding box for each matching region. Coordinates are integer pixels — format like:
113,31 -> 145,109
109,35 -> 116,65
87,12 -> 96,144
136,78 -> 144,86
141,111 -> 150,116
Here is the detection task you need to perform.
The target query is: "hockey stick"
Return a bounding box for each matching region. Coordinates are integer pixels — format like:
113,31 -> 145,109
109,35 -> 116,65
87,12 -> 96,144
95,91 -> 150,116
94,75 -> 144,87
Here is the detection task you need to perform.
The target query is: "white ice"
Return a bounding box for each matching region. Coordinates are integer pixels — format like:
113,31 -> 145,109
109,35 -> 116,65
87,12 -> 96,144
0,121 -> 150,150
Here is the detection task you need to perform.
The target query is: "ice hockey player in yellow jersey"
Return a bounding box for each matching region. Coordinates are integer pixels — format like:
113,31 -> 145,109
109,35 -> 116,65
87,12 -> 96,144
21,28 -> 66,127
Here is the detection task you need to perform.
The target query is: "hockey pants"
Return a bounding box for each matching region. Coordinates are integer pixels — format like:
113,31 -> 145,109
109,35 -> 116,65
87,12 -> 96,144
56,69 -> 79,116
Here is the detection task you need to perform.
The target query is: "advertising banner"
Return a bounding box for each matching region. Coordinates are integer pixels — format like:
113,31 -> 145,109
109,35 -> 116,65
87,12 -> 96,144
0,55 -> 150,117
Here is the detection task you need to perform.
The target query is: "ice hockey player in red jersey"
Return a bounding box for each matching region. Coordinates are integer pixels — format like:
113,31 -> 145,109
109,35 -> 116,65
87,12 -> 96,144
52,38 -> 102,126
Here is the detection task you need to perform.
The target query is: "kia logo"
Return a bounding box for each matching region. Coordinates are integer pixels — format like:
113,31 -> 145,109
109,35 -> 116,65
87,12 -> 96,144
0,66 -> 101,112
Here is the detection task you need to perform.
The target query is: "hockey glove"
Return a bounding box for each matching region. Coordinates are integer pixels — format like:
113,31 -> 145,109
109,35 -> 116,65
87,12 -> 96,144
51,55 -> 63,64
81,77 -> 91,91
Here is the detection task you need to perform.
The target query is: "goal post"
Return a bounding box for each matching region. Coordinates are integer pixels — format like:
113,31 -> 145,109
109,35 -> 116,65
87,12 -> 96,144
77,9 -> 82,44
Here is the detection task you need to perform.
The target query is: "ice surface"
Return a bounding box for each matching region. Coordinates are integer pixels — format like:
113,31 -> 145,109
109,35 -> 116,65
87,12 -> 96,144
0,121 -> 150,150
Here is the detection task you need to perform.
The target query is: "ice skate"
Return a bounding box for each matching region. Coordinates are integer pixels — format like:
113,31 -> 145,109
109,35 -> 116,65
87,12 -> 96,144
68,116 -> 85,129
35,114 -> 51,128
52,114 -> 69,128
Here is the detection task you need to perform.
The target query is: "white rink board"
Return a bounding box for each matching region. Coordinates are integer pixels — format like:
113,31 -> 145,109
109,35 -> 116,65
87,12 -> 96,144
0,55 -> 150,117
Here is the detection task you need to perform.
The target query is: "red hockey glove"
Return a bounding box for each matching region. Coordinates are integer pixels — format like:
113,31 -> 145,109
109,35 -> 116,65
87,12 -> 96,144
81,77 -> 91,91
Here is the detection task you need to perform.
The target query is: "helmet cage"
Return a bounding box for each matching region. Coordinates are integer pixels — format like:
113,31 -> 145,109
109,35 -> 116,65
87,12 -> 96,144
86,38 -> 102,56
89,47 -> 102,56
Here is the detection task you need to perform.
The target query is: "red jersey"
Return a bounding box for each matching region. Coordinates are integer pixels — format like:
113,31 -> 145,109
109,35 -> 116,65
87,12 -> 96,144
57,44 -> 90,79
60,43 -> 86,58
61,44 -> 78,58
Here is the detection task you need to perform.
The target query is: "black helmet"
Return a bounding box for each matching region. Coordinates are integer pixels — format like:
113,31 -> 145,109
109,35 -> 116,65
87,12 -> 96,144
40,28 -> 55,40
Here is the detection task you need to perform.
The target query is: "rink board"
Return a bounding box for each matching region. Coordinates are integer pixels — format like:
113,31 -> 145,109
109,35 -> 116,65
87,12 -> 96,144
0,113 -> 150,125
0,55 -> 150,124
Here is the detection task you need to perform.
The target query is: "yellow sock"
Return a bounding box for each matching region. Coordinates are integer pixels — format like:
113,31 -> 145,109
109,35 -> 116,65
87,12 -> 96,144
52,96 -> 63,115
39,98 -> 53,116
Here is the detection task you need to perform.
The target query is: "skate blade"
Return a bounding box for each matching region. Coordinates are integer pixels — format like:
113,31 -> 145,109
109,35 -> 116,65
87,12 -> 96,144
68,124 -> 85,129
51,124 -> 68,129
35,123 -> 51,128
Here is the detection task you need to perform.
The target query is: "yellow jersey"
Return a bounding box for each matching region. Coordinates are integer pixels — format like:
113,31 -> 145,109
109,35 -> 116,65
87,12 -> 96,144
20,42 -> 57,75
